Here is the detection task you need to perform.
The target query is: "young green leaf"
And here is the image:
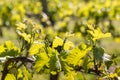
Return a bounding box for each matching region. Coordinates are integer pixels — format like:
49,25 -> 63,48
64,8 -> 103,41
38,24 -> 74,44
93,47 -> 104,61
0,41 -> 20,57
88,27 -> 111,42
0,45 -> 6,53
66,71 -> 77,80
65,46 -> 91,66
52,36 -> 63,48
23,66 -> 32,80
16,22 -> 26,31
63,41 -> 74,51
5,74 -> 16,80
29,42 -> 45,55
34,52 -> 49,72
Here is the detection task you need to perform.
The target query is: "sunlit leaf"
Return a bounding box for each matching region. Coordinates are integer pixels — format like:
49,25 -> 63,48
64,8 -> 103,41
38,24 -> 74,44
0,45 -> 5,53
29,42 -> 45,55
66,71 -> 77,80
16,22 -> 26,31
64,41 -> 74,51
34,52 -> 49,72
19,33 -> 31,43
0,41 -> 20,56
65,46 -> 91,66
4,41 -> 16,49
5,74 -> 16,80
23,66 -> 32,80
88,27 -> 111,42
17,69 -> 23,79
108,73 -> 118,78
87,24 -> 94,30
52,36 -> 63,48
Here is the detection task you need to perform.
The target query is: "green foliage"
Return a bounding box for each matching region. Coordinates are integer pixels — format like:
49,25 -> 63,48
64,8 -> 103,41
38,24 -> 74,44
65,46 -> 91,67
29,42 -> 45,55
93,47 -> 104,61
87,24 -> 111,42
52,36 -> 63,48
1,0 -> 120,80
5,74 -> 16,80
0,41 -> 20,57
34,52 -> 49,72
1,19 -> 119,80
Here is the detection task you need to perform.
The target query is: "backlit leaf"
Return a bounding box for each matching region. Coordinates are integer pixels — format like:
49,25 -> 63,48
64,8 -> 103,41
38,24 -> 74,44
5,74 -> 16,80
19,33 -> 31,43
88,27 -> 111,42
23,66 -> 32,80
34,52 -> 49,72
16,22 -> 26,31
64,41 -> 74,51
65,46 -> 91,66
52,36 -> 63,48
0,45 -> 5,53
66,71 -> 77,80
0,41 -> 20,56
17,69 -> 23,79
29,42 -> 45,55
49,48 -> 62,72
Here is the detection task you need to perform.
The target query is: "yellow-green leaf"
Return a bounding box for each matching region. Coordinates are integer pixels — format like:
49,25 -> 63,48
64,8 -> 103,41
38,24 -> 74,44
64,41 -> 74,51
5,74 -> 16,80
88,28 -> 111,41
17,69 -> 23,79
65,47 -> 91,66
34,52 -> 49,72
52,36 -> 63,48
66,71 -> 77,80
23,66 -> 32,80
16,22 -> 26,30
20,33 -> 31,43
0,45 -> 5,53
87,24 -> 94,30
29,42 -> 45,55
4,41 -> 15,49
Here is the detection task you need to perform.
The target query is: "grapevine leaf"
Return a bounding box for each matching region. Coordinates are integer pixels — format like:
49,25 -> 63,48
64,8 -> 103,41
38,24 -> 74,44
18,33 -> 31,43
61,62 -> 73,73
0,41 -> 20,57
5,74 -> 16,80
63,41 -> 74,51
108,73 -> 118,79
22,66 -> 32,80
105,61 -> 113,69
49,49 -> 62,72
52,36 -> 63,48
17,69 -> 23,80
93,47 -> 104,61
16,22 -> 26,31
65,46 -> 91,66
87,24 -> 94,30
4,41 -> 15,49
34,52 -> 49,72
88,28 -> 111,41
29,42 -> 45,55
66,71 -> 77,80
0,45 -> 6,53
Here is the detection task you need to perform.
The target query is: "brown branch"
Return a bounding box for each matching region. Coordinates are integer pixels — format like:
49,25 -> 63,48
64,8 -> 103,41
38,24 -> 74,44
75,66 -> 102,76
1,57 -> 35,80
